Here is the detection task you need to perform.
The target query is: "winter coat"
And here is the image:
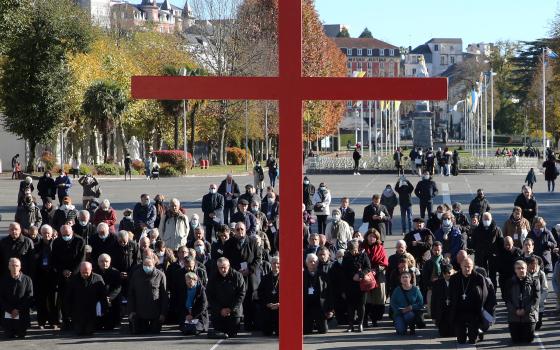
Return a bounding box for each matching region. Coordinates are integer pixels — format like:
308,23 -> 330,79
513,194 -> 538,224
380,192 -> 398,212
527,229 -> 557,273
395,180 -> 414,208
78,176 -> 99,198
362,204 -> 390,239
54,175 -> 72,200
0,235 -> 34,277
390,285 -> 424,315
65,272 -> 107,324
0,273 -> 33,327
468,196 -> 491,218
128,268 -> 168,320
342,252 -> 371,299
325,219 -> 353,250
414,178 -> 438,203
207,268 -> 246,318
201,193 -> 224,225
37,176 -> 56,199
89,234 -> 119,267
15,203 -> 42,230
52,207 -> 79,233
505,275 -> 540,324
525,170 -> 537,184
471,221 -> 503,258
133,203 -> 157,229
543,159 -> 558,181
159,212 -> 190,251
178,283 -> 209,331
51,235 -> 85,276
303,184 -> 316,211
92,208 -> 118,234
502,216 -> 531,248
312,189 -> 331,216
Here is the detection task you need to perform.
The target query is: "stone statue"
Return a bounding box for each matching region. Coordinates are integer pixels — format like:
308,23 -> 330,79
415,56 -> 430,112
127,136 -> 141,161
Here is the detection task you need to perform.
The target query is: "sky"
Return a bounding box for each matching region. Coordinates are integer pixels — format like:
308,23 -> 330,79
169,0 -> 558,48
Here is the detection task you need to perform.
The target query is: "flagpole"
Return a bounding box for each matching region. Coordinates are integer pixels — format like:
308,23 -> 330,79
368,101 -> 372,158
490,69 -> 495,153
360,100 -> 364,148
374,101 -> 378,155
484,73 -> 488,157
542,47 -> 546,156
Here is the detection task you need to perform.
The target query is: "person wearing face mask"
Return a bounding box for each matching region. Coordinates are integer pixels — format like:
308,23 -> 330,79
40,198 -> 57,227
514,185 -> 538,224
503,206 -> 531,248
253,161 -> 266,198
451,203 -> 470,234
193,239 -> 211,266
37,171 -> 56,204
118,208 -> 135,233
72,210 -> 95,246
381,185 -> 398,236
313,183 -> 331,235
34,225 -> 57,329
132,194 -> 157,239
468,189 -> 491,219
527,256 -> 547,330
17,176 -> 35,207
231,199 -> 257,236
54,171 -> 72,206
471,212 -> 503,287
51,225 -> 85,328
325,209 -> 352,251
201,184 -> 224,242
78,174 -> 100,210
266,155 -> 279,187
404,218 -> 434,269
159,198 -> 190,252
427,205 -> 446,233
90,222 -> 117,261
218,174 -> 241,225
362,194 -> 390,241
504,260 -> 540,344
360,229 -> 388,327
250,200 -> 269,234
92,199 -> 117,234
257,256 -> 280,336
128,256 -> 168,334
261,193 -> 279,249
15,194 -> 42,234
302,176 -> 316,214
527,217 -> 557,274
414,171 -> 438,219
434,213 -> 465,266
52,196 -> 79,233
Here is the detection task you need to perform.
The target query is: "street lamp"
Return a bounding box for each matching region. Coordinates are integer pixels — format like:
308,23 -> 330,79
179,68 -> 188,162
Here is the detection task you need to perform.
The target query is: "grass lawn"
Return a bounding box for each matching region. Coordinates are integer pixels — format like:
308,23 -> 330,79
186,164 -> 250,176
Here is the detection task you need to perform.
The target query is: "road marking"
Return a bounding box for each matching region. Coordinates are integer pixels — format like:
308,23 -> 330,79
442,182 -> 451,205
535,332 -> 546,350
193,197 -> 203,202
464,177 -> 473,195
209,339 -> 225,350
350,175 -> 376,204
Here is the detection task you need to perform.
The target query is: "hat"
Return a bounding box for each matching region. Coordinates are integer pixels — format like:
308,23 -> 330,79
238,199 -> 249,205
304,176 -> 309,181
413,218 -> 425,223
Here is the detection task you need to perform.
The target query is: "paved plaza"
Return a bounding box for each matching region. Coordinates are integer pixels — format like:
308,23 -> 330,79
0,172 -> 559,349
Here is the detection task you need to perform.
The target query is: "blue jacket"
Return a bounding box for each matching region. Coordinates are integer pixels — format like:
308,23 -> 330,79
54,175 -> 72,199
434,226 -> 465,262
390,285 -> 424,315
133,203 -> 157,229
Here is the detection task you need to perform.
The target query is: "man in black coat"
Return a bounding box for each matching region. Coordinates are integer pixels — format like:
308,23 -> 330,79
403,218 -> 434,268
514,186 -> 538,224
352,146 -> 362,175
395,177 -> 414,234
166,246 -> 190,323
94,254 -> 122,330
239,184 -> 261,208
303,177 -> 316,214
65,262 -> 107,335
230,199 -> 257,236
257,256 -> 280,336
362,194 -> 390,241
201,184 -> 224,242
431,263 -> 454,337
471,212 -> 503,287
449,258 -> 488,345
339,197 -> 355,229
218,174 -> 241,225
468,189 -> 491,218
303,253 -> 333,334
0,222 -> 34,278
415,172 -> 439,218
37,171 -> 56,204
207,257 -> 246,339
72,210 -> 96,246
0,258 -> 33,338
34,225 -> 58,329
89,222 -> 118,265
112,230 -> 139,300
452,203 -> 470,234
497,236 -> 523,298
224,222 -> 262,331
51,225 -> 85,328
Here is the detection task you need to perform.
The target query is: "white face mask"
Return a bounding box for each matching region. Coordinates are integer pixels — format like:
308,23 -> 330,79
436,212 -> 443,220
337,258 -> 343,264
304,180 -> 309,185
209,188 -> 217,194
332,215 -> 341,222
191,219 -> 199,226
443,219 -> 452,226
423,175 -> 430,180
483,220 -> 491,227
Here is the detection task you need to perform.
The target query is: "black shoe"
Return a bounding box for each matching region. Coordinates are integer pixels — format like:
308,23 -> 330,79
357,325 -> 363,333
478,331 -> 484,341
409,328 -> 416,335
468,338 -> 477,344
345,326 -> 354,333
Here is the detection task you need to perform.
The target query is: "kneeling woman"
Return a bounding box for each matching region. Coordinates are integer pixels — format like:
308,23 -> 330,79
180,272 -> 209,335
390,272 -> 423,335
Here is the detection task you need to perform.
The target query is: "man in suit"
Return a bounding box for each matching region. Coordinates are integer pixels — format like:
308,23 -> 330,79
339,197 -> 355,229
361,194 -> 390,241
201,184 -> 224,242
218,174 -> 241,225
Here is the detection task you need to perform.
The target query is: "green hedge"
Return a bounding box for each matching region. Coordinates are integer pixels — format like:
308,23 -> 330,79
95,163 -> 124,175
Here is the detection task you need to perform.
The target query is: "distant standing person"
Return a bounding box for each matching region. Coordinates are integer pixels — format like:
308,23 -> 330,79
266,155 -> 278,187
124,154 -> 132,181
70,157 -> 81,179
525,168 -> 537,189
144,155 -> 152,180
451,150 -> 460,176
393,147 -> 404,176
414,171 -> 438,219
353,145 -> 362,175
11,154 -> 19,180
253,161 -> 265,198
543,156 -> 558,192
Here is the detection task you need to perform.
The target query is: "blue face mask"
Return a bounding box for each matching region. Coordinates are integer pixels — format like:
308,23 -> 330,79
143,266 -> 154,274
62,235 -> 72,242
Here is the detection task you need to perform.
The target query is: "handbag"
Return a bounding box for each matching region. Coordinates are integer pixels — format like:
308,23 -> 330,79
359,271 -> 377,292
94,185 -> 102,198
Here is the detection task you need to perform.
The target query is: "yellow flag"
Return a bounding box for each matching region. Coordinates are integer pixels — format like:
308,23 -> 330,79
394,101 -> 401,111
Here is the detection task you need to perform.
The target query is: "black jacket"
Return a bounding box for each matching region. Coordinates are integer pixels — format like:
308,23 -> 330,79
414,178 -> 438,202
449,271 -> 488,322
342,252 -> 371,299
468,196 -> 491,218
303,184 -> 316,211
65,272 -> 107,324
0,235 -> 34,277
179,283 -> 209,331
513,194 -> 538,223
112,241 -> 139,274
395,180 -> 414,208
527,229 -> 557,273
51,235 -> 85,276
224,237 -> 262,274
52,208 -> 79,232
404,228 -> 434,263
303,269 -> 332,312
201,193 -> 224,225
340,207 -> 355,228
37,176 -> 56,199
15,204 -> 42,230
89,234 -> 119,266
497,245 -> 523,281
230,211 -> 257,236
207,268 -> 246,317
0,273 -> 33,326
128,268 -> 168,319
362,204 -> 389,238
72,222 -> 96,246
218,180 -> 241,204
258,272 -> 280,306
430,277 -> 452,323
95,267 -> 122,303
471,221 -> 503,258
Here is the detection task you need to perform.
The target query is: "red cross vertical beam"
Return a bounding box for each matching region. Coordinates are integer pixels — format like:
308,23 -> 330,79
131,1 -> 447,349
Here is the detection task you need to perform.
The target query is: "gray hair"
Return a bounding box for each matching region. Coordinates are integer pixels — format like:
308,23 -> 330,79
336,249 -> 345,258
305,253 -> 318,264
217,257 -> 230,266
101,199 -> 111,208
40,224 -> 53,234
117,230 -> 129,240
98,253 -> 111,263
396,240 -> 407,248
270,255 -> 280,264
185,272 -> 198,281
170,198 -> 180,207
79,210 -> 90,219
97,222 -> 109,233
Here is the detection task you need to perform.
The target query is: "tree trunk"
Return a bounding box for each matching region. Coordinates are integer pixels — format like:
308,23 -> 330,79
27,139 -> 36,173
102,132 -> 108,164
110,130 -> 116,162
218,123 -> 227,165
189,102 -> 199,159
174,113 -> 179,150
92,129 -> 101,165
116,122 -> 127,164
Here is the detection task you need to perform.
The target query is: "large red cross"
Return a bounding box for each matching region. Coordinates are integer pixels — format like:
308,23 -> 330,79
132,1 -> 447,349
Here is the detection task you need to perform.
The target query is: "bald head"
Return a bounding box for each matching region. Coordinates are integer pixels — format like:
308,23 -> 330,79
456,250 -> 468,265
80,262 -> 93,279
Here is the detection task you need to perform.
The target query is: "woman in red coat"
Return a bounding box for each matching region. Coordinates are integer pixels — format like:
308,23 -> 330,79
360,228 -> 389,327
92,199 -> 118,234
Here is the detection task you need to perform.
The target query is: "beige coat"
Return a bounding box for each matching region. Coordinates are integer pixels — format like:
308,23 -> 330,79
503,217 -> 531,247
159,212 -> 190,250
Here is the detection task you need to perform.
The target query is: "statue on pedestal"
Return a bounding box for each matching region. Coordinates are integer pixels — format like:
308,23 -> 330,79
127,136 -> 141,161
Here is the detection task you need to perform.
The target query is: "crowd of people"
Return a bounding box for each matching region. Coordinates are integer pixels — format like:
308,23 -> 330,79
495,147 -> 541,158
391,147 -> 460,177
1,166 -> 560,346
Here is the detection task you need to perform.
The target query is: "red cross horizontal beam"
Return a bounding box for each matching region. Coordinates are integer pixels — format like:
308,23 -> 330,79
132,76 -> 448,101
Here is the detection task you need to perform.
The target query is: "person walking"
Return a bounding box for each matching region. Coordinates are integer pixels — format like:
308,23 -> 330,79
543,155 -> 558,192
253,161 -> 265,198
395,176 -> 414,234
266,155 -> 278,187
313,183 -> 331,235
414,171 -> 438,219
525,168 -> 537,189
352,145 -> 362,175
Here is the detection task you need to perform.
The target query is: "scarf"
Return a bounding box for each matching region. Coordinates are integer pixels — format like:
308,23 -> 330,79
362,242 -> 388,268
432,254 -> 443,277
510,214 -> 521,225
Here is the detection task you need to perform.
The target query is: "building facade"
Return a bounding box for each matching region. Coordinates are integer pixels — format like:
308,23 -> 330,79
76,0 -> 112,28
405,38 -> 463,78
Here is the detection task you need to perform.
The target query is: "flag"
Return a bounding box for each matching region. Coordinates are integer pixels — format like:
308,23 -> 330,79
394,101 -> 401,111
547,48 -> 558,59
380,100 -> 386,111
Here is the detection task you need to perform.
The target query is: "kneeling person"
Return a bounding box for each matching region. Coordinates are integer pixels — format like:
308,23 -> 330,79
0,258 -> 33,338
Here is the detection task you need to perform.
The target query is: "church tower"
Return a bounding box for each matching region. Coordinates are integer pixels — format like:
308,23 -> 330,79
141,0 -> 159,22
182,0 -> 196,29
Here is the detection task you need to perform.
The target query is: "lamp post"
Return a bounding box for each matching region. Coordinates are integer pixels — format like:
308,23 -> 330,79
179,68 -> 188,160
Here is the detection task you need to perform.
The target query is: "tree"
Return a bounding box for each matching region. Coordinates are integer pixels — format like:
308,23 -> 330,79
82,80 -> 127,163
359,27 -> 373,39
336,27 -> 350,38
0,0 -> 93,171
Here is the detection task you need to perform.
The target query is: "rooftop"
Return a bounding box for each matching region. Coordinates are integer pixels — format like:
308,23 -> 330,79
332,37 -> 398,49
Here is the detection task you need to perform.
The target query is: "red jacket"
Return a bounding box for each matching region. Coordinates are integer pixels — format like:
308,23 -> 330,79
92,208 -> 117,234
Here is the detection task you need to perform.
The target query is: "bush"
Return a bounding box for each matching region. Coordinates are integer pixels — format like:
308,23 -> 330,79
95,163 -> 124,175
153,150 -> 191,175
79,164 -> 94,175
131,159 -> 144,172
41,151 -> 56,171
159,162 -> 180,177
51,164 -> 71,175
226,147 -> 247,165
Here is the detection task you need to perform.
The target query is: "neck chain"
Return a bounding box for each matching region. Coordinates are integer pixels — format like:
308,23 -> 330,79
461,274 -> 471,300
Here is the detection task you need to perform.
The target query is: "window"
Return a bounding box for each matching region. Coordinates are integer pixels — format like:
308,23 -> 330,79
342,48 -> 347,55
357,49 -> 362,56
380,61 -> 385,69
450,45 -> 454,52
347,101 -> 353,108
379,49 -> 385,56
367,49 -> 373,56
389,49 -> 394,56
412,68 -> 417,75
440,56 -> 446,65
368,62 -> 372,69
434,44 -> 439,51
450,56 -> 455,64
347,48 -> 352,56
